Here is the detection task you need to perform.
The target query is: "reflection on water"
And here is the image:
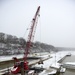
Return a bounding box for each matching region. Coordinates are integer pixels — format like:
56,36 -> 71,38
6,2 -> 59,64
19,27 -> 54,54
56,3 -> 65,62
60,55 -> 75,75
0,59 -> 36,70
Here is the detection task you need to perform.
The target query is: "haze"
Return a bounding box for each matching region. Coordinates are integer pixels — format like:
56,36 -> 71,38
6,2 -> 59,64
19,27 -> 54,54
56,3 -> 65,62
0,0 -> 75,48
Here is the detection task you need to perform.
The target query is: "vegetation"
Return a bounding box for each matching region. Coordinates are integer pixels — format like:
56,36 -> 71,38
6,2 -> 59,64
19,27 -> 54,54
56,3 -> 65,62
0,32 -> 56,55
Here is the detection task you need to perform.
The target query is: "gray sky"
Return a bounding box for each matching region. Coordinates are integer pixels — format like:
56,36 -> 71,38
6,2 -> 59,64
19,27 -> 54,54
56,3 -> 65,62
0,0 -> 75,48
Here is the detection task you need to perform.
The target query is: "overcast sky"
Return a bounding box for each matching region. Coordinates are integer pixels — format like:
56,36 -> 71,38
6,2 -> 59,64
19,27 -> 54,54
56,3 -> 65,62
0,0 -> 75,48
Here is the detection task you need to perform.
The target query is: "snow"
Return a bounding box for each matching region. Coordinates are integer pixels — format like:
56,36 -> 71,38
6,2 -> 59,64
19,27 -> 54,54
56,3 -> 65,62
28,70 -> 35,74
63,62 -> 75,69
0,51 -> 75,74
60,67 -> 66,73
0,54 -> 23,62
64,62 -> 75,65
34,51 -> 70,75
50,63 -> 60,69
35,51 -> 68,69
39,69 -> 57,75
0,51 -> 74,62
0,52 -> 50,62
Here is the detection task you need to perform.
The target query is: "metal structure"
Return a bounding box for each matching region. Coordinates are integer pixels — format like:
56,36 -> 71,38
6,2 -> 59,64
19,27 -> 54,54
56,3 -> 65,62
23,6 -> 40,61
11,6 -> 40,74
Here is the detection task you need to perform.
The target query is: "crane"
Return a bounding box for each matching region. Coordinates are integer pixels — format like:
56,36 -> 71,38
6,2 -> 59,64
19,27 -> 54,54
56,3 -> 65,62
11,6 -> 40,74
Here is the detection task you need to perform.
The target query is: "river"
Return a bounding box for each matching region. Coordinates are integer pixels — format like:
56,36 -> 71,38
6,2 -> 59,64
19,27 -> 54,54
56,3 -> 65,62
60,54 -> 75,75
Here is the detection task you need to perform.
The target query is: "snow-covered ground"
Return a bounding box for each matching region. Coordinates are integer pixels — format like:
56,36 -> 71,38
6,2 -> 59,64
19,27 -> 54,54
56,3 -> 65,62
0,52 -> 49,62
35,51 -> 75,75
0,54 -> 23,62
35,51 -> 69,68
0,51 -> 75,75
0,51 -> 75,63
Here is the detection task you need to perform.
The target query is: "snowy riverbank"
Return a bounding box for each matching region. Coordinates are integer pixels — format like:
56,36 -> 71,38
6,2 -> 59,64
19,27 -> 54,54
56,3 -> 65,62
0,51 -> 75,75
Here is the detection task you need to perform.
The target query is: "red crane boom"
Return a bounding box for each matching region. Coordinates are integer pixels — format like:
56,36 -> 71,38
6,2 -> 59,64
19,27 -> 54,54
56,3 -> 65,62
11,6 -> 40,74
24,6 -> 40,61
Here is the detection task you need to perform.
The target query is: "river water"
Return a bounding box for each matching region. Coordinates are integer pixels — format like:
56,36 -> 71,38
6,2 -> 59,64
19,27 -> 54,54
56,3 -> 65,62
60,55 -> 75,75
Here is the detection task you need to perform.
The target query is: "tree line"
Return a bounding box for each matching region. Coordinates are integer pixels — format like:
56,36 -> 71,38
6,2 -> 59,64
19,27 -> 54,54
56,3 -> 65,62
0,32 -> 56,55
0,32 -> 26,45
